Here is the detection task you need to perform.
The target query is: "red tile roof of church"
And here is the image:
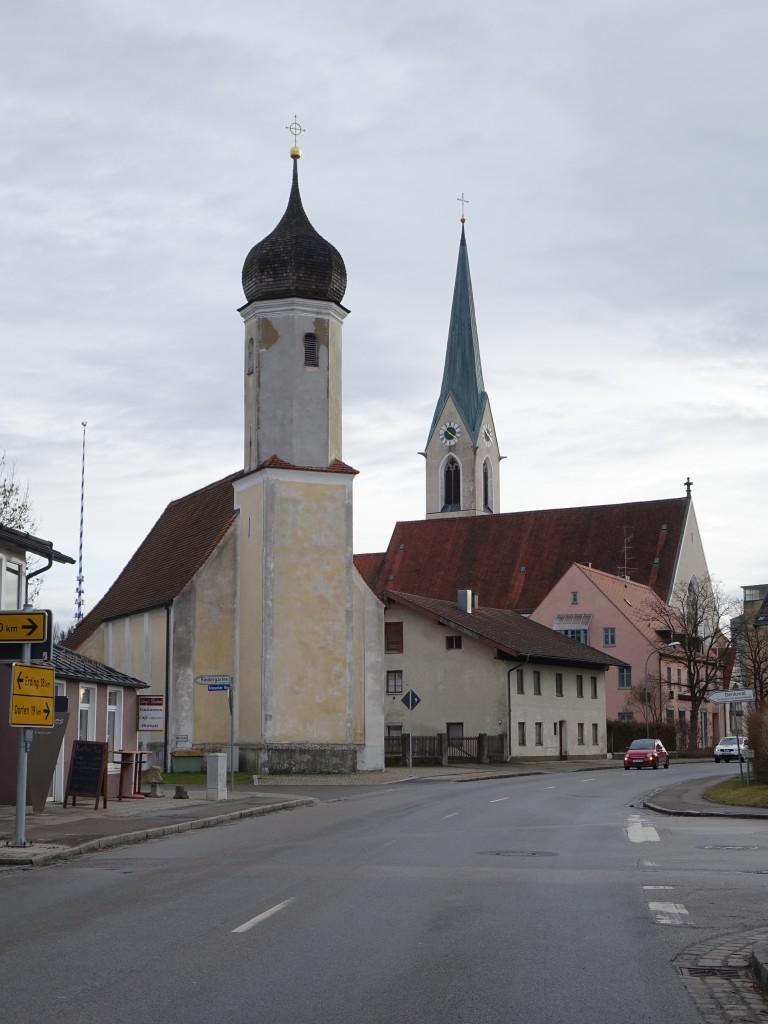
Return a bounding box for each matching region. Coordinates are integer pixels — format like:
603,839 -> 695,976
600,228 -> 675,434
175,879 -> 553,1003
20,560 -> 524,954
356,497 -> 688,613
65,471 -> 243,649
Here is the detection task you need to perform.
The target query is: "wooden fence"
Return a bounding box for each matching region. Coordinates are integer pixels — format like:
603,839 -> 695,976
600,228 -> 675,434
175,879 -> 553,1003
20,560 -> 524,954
385,733 -> 507,766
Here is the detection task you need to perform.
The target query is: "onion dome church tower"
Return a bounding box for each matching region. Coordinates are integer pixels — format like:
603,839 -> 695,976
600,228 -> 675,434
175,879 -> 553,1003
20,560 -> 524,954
424,210 -> 501,517
233,127 -> 383,773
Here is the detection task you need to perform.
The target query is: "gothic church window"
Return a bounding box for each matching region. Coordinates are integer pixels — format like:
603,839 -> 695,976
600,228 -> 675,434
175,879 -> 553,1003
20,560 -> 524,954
442,457 -> 461,512
483,459 -> 493,512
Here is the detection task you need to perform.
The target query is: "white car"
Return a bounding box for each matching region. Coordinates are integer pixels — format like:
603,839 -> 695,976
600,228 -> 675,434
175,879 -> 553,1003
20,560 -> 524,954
713,736 -> 748,763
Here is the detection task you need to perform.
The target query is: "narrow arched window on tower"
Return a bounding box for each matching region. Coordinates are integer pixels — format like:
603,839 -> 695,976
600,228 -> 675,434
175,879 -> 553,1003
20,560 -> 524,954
442,457 -> 461,512
483,459 -> 493,512
247,337 -> 254,375
303,333 -> 318,366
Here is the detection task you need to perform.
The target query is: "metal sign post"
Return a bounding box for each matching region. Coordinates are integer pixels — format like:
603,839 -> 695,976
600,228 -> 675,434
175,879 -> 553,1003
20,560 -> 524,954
401,690 -> 421,769
195,675 -> 235,791
707,689 -> 755,785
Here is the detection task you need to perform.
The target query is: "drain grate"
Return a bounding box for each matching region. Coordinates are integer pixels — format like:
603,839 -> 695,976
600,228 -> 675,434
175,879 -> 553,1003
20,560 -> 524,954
678,966 -> 746,979
702,845 -> 759,851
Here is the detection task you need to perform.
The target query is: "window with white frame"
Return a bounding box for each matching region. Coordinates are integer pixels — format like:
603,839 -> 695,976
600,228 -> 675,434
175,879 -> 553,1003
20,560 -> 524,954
618,712 -> 634,722
386,671 -> 403,695
603,627 -> 616,647
78,685 -> 95,740
618,667 -> 632,689
1,558 -> 24,609
106,688 -> 123,758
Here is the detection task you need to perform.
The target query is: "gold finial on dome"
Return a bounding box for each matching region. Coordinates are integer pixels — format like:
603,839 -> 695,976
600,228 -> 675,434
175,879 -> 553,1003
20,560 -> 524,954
457,192 -> 469,223
286,115 -> 305,159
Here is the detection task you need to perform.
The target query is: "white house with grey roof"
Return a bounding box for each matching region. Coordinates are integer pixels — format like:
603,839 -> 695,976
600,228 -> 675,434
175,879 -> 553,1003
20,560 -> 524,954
383,589 -> 624,761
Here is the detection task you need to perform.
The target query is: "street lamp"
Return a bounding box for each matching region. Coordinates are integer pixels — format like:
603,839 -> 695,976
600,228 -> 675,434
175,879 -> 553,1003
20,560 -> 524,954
644,642 -> 681,738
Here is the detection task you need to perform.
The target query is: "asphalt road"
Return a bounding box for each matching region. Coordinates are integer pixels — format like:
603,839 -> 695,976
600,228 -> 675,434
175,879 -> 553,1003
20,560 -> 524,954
1,763 -> 766,1024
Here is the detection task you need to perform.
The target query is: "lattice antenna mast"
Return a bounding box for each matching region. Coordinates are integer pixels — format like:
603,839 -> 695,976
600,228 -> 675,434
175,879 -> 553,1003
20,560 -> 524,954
75,421 -> 87,621
618,523 -> 635,581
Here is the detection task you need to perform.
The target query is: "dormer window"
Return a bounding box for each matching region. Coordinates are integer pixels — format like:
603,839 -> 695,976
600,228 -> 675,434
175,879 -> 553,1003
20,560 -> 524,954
303,333 -> 318,367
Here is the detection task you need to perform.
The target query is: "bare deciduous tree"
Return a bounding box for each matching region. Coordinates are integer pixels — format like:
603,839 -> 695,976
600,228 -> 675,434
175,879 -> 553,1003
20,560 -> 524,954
643,575 -> 735,751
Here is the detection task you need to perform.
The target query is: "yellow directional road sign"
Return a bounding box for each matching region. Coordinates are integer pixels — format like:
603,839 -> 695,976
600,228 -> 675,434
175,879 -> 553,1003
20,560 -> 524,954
10,663 -> 55,728
0,610 -> 48,643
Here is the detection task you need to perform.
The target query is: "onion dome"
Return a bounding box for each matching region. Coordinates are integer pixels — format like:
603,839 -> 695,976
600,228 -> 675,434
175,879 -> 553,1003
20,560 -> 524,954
242,154 -> 347,304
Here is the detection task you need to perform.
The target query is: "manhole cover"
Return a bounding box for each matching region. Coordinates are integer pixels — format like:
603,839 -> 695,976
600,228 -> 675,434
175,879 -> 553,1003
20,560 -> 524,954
702,845 -> 759,851
480,850 -> 557,858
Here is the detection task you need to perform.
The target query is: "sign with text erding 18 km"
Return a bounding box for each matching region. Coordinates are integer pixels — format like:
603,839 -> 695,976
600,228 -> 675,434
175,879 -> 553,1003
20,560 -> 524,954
10,662 -> 55,728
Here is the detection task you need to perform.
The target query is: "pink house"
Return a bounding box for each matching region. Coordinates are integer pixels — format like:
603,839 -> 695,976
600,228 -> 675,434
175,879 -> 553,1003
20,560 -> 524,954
530,563 -> 723,747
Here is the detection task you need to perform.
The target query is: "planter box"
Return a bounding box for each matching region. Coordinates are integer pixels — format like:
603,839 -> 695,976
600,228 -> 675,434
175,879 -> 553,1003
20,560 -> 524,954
171,753 -> 204,773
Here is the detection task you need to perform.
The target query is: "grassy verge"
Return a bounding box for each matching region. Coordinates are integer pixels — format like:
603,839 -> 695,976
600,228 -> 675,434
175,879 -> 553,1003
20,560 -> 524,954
705,776 -> 768,809
160,771 -> 256,787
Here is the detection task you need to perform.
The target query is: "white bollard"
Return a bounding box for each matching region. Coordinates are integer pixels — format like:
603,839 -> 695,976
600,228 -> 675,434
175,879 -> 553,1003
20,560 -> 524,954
206,753 -> 227,801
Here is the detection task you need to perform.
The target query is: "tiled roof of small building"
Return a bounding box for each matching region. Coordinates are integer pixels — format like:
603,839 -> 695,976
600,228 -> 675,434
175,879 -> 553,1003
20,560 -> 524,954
65,471 -> 243,649
52,643 -> 148,688
386,590 -> 624,668
241,157 -> 347,305
357,497 -> 689,613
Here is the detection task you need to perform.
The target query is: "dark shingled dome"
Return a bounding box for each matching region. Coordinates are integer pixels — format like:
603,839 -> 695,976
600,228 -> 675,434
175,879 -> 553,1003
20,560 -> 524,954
242,158 -> 347,304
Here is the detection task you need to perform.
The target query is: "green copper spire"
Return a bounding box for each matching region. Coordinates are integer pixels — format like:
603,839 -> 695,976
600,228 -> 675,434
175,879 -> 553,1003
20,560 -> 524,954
428,224 -> 488,443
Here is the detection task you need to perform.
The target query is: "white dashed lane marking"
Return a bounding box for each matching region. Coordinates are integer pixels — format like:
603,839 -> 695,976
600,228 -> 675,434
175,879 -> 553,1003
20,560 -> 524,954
233,898 -> 294,934
627,814 -> 660,843
649,901 -> 689,926
490,797 -> 509,803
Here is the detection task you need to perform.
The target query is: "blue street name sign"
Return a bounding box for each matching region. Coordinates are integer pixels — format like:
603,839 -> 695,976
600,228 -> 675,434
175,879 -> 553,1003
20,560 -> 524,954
208,684 -> 230,691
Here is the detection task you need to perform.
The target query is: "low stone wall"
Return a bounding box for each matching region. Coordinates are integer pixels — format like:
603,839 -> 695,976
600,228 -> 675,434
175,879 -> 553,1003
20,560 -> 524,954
239,743 -> 358,775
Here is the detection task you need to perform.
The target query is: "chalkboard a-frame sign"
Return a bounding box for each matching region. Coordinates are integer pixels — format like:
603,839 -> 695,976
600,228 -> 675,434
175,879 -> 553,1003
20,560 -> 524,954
64,740 -> 109,809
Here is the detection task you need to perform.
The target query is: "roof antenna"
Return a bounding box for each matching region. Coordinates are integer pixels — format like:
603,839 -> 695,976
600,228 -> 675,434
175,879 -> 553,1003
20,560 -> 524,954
75,421 -> 87,621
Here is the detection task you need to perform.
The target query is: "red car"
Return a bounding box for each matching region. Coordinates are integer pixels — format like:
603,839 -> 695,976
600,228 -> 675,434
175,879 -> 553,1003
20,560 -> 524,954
624,738 -> 670,770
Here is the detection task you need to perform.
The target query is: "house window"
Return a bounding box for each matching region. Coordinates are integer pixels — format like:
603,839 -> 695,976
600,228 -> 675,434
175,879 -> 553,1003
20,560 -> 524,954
534,722 -> 543,746
618,712 -> 634,722
447,722 -> 464,740
618,667 -> 632,689
385,622 -> 403,653
106,688 -> 123,760
553,614 -> 591,646
591,723 -> 598,745
2,559 -> 23,609
666,666 -> 672,684
577,723 -> 585,745
603,627 -> 616,647
516,670 -> 524,694
446,635 -> 463,650
533,671 -> 541,695
386,724 -> 402,738
246,337 -> 254,375
571,592 -> 578,605
576,675 -> 584,698
518,722 -> 526,746
666,709 -> 674,724
590,676 -> 598,699
78,686 -> 95,741
678,709 -> 686,723
386,671 -> 403,695
677,669 -> 682,688
303,333 -> 318,366
443,457 -> 461,511
563,628 -> 589,644
555,673 -> 563,697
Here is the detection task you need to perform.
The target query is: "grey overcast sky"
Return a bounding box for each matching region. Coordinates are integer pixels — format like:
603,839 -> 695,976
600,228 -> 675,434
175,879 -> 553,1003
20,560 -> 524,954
3,0 -> 767,627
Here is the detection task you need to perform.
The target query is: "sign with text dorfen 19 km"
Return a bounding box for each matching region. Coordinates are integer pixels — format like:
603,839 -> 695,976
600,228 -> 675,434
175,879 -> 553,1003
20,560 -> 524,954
10,662 -> 55,728
707,688 -> 755,704
194,674 -> 233,686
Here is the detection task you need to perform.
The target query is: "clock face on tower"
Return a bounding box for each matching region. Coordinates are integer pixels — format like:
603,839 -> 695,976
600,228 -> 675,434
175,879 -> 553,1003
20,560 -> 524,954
482,423 -> 493,447
439,421 -> 461,446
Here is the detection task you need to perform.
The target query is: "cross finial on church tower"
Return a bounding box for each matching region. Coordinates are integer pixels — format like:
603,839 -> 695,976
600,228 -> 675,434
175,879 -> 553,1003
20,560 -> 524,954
457,192 -> 469,223
286,115 -> 305,159
684,476 -> 693,498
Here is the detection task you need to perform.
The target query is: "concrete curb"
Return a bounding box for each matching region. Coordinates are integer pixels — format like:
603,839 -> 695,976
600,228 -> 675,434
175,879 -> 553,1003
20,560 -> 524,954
0,798 -> 314,867
642,798 -> 768,820
751,943 -> 768,992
